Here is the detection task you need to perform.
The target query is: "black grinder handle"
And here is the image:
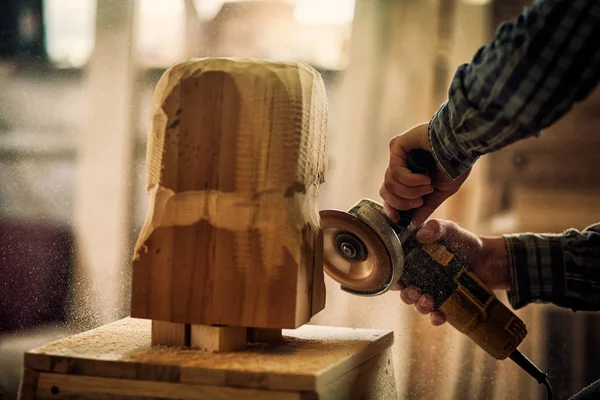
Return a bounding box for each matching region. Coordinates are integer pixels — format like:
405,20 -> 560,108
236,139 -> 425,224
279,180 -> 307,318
397,149 -> 437,227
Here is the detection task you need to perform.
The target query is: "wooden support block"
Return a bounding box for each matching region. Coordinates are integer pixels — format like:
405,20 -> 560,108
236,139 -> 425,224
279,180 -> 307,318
20,318 -> 397,400
130,58 -> 328,329
190,325 -> 247,352
247,328 -> 283,344
151,320 -> 190,346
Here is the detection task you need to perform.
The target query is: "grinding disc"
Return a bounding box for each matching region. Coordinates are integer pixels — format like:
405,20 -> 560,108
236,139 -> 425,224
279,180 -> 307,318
320,209 -> 393,293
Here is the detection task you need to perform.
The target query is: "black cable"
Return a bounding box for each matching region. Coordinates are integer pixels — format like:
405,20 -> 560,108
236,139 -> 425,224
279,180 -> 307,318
509,350 -> 553,400
543,377 -> 554,400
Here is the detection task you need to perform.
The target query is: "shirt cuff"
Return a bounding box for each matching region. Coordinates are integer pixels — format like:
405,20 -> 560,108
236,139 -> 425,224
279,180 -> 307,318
503,233 -> 564,310
428,101 -> 479,179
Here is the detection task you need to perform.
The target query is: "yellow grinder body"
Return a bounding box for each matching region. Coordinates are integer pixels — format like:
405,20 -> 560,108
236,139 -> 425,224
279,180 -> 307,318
320,199 -> 527,360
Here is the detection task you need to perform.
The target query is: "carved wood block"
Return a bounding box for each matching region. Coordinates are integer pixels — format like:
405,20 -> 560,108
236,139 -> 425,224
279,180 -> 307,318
131,58 -> 328,329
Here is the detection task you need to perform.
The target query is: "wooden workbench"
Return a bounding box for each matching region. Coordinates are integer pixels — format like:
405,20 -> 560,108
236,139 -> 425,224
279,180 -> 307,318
19,318 -> 397,399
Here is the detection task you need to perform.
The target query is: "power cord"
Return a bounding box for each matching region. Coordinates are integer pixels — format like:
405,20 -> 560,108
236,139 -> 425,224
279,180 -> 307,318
509,350 -> 553,400
542,377 -> 554,400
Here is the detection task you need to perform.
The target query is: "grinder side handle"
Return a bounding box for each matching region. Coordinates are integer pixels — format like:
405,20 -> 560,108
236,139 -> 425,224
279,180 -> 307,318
397,149 -> 437,227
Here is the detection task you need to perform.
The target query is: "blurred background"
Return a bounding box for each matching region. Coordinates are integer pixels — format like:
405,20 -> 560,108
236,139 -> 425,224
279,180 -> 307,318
1,0 -> 600,399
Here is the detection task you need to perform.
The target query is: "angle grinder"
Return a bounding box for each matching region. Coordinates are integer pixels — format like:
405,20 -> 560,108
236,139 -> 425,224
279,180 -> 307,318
320,149 -> 553,399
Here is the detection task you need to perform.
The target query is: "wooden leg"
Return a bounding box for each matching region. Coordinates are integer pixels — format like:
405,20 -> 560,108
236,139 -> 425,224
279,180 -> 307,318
151,320 -> 190,346
190,325 -> 247,352
247,328 -> 283,344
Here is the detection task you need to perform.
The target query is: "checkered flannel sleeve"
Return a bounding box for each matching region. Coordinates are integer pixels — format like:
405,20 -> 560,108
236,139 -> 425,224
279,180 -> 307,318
426,0 -> 600,311
503,225 -> 600,310
428,0 -> 600,179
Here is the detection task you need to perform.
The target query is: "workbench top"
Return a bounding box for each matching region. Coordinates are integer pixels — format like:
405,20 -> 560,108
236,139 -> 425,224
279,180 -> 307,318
23,318 -> 394,394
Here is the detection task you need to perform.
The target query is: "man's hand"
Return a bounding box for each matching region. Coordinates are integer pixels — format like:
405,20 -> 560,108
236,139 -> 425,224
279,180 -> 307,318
397,219 -> 510,326
379,122 -> 471,226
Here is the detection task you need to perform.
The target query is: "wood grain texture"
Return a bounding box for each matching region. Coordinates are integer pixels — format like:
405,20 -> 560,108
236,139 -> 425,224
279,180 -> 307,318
314,349 -> 397,400
190,325 -> 247,352
23,318 -> 393,392
30,355 -> 397,400
152,320 -> 190,346
35,373 -> 300,400
131,58 -> 328,329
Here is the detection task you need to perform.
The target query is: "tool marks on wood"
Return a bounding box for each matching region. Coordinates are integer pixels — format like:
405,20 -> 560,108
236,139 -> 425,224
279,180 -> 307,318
131,59 -> 327,329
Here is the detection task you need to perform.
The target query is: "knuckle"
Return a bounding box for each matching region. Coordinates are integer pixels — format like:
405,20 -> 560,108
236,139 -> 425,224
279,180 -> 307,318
391,168 -> 407,183
391,198 -> 410,210
425,219 -> 443,235
383,180 -> 395,192
414,303 -> 428,314
443,220 -> 461,239
379,186 -> 386,198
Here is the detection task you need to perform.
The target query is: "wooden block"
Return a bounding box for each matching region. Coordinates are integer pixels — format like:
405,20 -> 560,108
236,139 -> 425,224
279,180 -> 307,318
247,328 -> 283,344
151,320 -> 190,346
21,318 -> 396,400
190,325 -> 247,352
131,58 -> 328,329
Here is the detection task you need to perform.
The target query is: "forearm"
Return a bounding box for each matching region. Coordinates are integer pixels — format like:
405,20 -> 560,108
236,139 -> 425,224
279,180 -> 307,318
503,224 -> 600,311
479,236 -> 511,291
429,0 -> 600,179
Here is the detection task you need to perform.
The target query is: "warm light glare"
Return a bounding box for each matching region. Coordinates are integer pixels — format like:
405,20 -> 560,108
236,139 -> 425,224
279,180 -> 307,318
138,0 -> 185,66
193,0 -> 241,20
44,0 -> 96,67
294,0 -> 355,26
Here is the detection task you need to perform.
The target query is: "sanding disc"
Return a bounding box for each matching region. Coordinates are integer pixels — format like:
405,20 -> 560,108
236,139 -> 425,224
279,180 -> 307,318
320,209 -> 393,293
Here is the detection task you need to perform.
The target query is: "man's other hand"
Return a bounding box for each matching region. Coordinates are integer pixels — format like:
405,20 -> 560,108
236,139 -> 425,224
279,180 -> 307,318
379,122 -> 471,226
395,219 -> 510,326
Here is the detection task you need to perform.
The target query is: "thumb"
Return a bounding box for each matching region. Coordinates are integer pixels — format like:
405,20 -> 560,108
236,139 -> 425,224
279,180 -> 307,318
411,190 -> 453,227
415,219 -> 444,243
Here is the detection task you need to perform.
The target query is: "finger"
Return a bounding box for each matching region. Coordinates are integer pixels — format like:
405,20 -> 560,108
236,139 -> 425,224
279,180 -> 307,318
381,177 -> 433,200
415,219 -> 444,244
389,279 -> 404,291
383,168 -> 433,199
430,311 -> 446,326
388,125 -> 430,158
414,294 -> 434,314
388,162 -> 432,187
400,286 -> 421,305
383,201 -> 401,222
411,190 -> 453,227
379,188 -> 423,211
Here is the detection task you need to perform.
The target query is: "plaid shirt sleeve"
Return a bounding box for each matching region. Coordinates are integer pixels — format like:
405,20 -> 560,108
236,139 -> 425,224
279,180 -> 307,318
426,0 -> 600,310
428,0 -> 600,179
503,225 -> 600,310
